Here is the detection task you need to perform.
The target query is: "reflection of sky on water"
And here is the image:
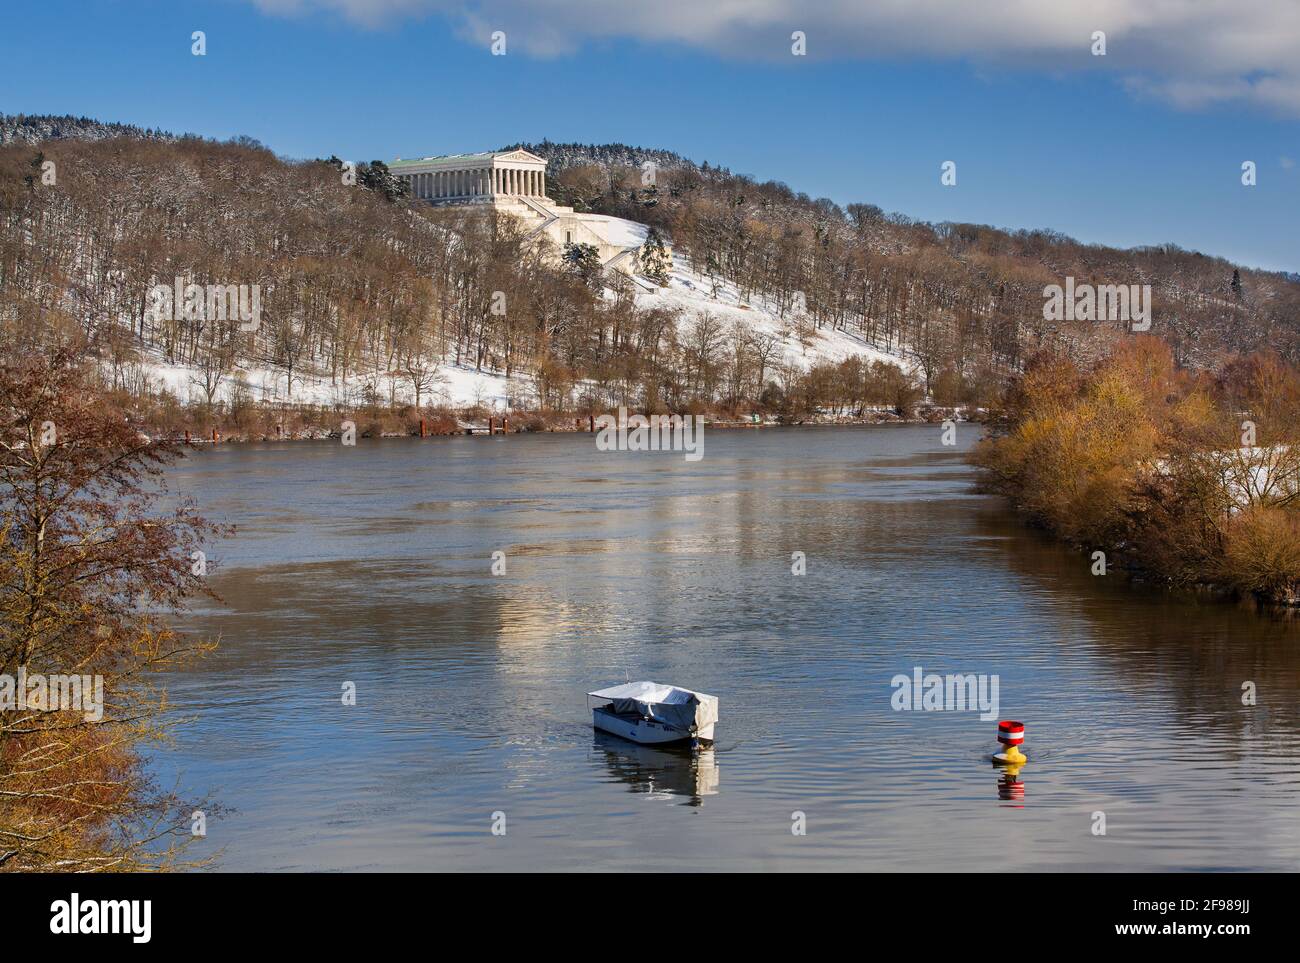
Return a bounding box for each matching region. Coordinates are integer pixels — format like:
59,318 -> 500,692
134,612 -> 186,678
153,426 -> 1300,871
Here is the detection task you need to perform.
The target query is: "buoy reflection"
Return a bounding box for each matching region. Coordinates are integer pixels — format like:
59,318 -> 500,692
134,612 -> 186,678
996,764 -> 1026,807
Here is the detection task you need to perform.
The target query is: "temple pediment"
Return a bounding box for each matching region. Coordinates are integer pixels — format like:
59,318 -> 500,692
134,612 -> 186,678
495,149 -> 546,164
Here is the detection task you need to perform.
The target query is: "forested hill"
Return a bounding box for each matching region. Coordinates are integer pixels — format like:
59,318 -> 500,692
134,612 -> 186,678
531,141 -> 1300,369
0,114 -> 179,146
2,121 -> 1299,420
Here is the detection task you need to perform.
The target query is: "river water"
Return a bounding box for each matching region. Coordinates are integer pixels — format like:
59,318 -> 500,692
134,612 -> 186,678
155,426 -> 1300,871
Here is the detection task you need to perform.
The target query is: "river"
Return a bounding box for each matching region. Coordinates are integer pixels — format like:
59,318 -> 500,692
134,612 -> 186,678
154,425 -> 1300,871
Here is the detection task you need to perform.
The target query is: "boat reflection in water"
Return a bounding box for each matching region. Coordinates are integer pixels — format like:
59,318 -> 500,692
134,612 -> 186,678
591,732 -> 720,806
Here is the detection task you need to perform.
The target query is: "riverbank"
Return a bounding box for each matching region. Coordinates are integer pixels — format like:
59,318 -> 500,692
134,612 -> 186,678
975,340 -> 1300,609
123,396 -> 983,445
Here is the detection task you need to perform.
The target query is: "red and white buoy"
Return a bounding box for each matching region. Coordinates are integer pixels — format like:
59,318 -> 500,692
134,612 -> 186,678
993,720 -> 1027,765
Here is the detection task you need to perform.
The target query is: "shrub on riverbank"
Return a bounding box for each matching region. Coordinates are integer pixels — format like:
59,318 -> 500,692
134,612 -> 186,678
976,338 -> 1300,605
1,351 -> 221,870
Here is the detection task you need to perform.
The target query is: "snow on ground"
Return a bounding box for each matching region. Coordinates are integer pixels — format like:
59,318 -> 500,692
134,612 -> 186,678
583,213 -> 651,248
133,216 -> 913,411
642,249 -> 915,373
140,354 -> 516,411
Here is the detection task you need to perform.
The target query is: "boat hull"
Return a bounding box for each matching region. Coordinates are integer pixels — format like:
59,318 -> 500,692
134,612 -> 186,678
593,707 -> 712,745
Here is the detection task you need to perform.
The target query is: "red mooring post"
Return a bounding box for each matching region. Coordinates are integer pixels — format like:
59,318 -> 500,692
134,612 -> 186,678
184,430 -> 191,444
419,418 -> 426,438
588,414 -> 595,432
502,417 -> 509,434
487,416 -> 494,434
211,428 -> 219,444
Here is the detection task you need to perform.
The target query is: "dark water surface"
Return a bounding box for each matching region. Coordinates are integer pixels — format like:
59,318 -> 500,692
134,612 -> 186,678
155,426 -> 1300,871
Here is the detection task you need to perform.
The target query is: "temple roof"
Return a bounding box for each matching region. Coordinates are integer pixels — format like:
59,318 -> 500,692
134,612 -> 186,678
389,149 -> 546,168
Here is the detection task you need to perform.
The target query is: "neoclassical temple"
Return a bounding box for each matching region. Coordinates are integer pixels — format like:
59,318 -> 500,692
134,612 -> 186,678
390,149 -> 670,277
390,149 -> 547,202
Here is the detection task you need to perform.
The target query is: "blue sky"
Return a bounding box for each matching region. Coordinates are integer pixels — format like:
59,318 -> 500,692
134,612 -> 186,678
2,0 -> 1297,271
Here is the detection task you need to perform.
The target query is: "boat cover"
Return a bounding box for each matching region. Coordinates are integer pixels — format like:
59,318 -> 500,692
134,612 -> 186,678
588,681 -> 719,733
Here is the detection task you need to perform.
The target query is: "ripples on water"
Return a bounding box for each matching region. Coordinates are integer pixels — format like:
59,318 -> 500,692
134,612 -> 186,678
154,426 -> 1300,871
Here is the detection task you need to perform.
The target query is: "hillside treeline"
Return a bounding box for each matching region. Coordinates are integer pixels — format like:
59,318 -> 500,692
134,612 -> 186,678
1,135 -> 920,418
3,132 -> 1298,422
532,142 -> 1300,384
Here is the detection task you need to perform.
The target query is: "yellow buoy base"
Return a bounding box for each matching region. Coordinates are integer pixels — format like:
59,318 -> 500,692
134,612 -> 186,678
992,746 -> 1027,765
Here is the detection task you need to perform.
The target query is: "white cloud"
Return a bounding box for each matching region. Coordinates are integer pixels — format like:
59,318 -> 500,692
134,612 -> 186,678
248,0 -> 1300,115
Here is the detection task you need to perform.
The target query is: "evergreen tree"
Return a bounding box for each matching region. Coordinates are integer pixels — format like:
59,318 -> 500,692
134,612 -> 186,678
359,160 -> 407,202
639,227 -> 671,286
563,242 -> 603,288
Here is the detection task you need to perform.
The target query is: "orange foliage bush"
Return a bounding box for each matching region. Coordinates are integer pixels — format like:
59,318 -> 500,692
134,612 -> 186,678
977,339 -> 1300,604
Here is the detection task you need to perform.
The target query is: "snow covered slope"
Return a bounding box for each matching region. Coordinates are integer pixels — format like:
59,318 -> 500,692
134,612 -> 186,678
135,215 -> 912,410
646,251 -> 912,372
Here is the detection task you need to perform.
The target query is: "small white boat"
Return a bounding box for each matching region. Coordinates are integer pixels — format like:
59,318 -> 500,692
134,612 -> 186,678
587,681 -> 718,746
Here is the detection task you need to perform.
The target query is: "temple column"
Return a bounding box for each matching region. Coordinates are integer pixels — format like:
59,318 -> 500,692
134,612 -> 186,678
540,170 -> 545,197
